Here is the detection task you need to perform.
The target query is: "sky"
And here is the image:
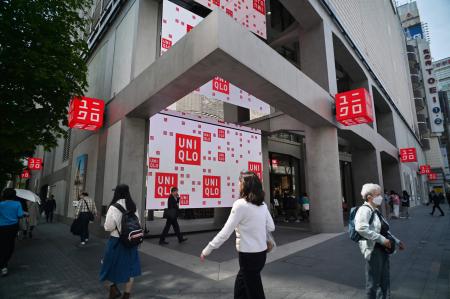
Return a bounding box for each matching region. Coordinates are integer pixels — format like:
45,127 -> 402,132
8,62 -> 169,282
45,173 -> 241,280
397,0 -> 450,61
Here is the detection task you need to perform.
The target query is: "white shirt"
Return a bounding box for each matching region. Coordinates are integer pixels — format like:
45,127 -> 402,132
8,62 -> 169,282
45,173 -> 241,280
202,198 -> 275,256
355,203 -> 386,260
104,199 -> 140,238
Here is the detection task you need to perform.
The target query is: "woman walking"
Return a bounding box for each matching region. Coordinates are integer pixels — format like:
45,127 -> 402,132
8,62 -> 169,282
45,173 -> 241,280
200,171 -> 275,299
401,190 -> 410,219
26,200 -> 40,238
74,192 -> 97,245
0,188 -> 24,276
390,191 -> 400,219
100,184 -> 141,299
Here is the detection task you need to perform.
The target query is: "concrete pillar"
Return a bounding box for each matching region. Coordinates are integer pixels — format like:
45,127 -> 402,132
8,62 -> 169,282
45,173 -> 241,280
352,148 -> 382,206
118,117 -> 147,221
305,126 -> 344,233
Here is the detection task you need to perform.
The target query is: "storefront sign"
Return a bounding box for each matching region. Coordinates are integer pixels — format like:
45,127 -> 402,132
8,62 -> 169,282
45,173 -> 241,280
335,88 -> 373,126
419,164 -> 431,174
399,148 -> 417,162
20,170 -> 30,179
68,96 -> 105,131
28,158 -> 42,170
146,110 -> 262,209
428,173 -> 437,180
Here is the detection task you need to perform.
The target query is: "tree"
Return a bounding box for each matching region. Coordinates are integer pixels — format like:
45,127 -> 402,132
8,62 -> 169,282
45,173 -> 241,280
0,0 -> 91,188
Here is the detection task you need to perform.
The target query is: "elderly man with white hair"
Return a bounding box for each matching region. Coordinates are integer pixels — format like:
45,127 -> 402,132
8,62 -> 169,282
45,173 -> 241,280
355,183 -> 405,299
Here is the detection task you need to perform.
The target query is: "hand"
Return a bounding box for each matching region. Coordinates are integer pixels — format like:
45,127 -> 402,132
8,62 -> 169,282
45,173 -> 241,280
200,254 -> 206,262
383,239 -> 391,249
399,241 -> 405,251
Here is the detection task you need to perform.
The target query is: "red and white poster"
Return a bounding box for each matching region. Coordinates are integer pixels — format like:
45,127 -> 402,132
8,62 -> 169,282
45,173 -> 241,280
146,109 -> 262,209
399,148 -> 417,163
161,0 -> 270,115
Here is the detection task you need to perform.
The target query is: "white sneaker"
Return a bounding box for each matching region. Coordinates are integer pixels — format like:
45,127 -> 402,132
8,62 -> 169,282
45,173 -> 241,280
80,242 -> 86,245
1,268 -> 7,276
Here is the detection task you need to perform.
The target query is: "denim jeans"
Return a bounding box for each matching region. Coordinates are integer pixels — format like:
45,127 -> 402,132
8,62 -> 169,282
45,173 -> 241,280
366,246 -> 390,299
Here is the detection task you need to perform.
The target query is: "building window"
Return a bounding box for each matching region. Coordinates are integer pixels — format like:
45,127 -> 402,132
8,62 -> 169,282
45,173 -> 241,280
63,129 -> 71,162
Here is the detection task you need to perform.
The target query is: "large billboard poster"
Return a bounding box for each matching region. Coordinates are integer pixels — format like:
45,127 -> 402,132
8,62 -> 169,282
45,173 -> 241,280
161,0 -> 270,115
146,110 -> 263,209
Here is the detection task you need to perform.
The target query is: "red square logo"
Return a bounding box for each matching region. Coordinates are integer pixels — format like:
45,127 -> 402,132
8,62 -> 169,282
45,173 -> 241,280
335,88 -> 373,126
420,165 -> 431,174
212,77 -> 230,95
218,129 -> 225,139
428,173 -> 437,180
212,0 -> 220,6
154,173 -> 178,198
28,158 -> 43,170
248,161 -> 262,181
399,148 -> 417,162
226,8 -> 233,17
68,96 -> 105,131
175,134 -> 201,165
180,194 -> 190,206
203,132 -> 211,142
148,157 -> 160,169
161,38 -> 172,49
21,170 -> 30,179
203,175 -> 221,198
253,0 -> 265,15
218,152 -> 225,162
186,24 -> 193,32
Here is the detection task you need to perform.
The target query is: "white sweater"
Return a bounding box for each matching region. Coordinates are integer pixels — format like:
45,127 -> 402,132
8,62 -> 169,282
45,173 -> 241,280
202,198 -> 275,256
104,199 -> 140,238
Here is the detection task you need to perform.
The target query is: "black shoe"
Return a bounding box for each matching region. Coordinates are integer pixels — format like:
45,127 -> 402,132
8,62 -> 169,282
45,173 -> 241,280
440,214 -> 445,217
159,240 -> 169,245
179,238 -> 188,243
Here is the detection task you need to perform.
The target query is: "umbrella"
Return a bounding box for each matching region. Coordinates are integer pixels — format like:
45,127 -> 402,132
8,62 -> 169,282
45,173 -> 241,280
15,189 -> 41,204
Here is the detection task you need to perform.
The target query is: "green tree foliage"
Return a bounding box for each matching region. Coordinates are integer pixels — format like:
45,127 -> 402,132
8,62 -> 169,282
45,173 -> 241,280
0,0 -> 91,187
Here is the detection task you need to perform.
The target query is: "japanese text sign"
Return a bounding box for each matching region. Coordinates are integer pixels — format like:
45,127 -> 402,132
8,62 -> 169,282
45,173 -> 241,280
335,88 -> 373,126
428,173 -> 437,180
68,96 -> 105,131
399,148 -> 417,162
21,170 -> 30,179
419,165 -> 431,174
28,158 -> 42,170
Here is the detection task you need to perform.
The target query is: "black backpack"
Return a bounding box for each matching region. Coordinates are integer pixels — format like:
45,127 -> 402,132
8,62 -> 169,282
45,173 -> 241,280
113,203 -> 144,247
348,205 -> 375,242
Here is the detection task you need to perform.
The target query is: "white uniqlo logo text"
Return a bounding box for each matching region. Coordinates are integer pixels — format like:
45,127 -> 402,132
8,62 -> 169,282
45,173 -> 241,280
339,95 -> 349,116
351,93 -> 362,114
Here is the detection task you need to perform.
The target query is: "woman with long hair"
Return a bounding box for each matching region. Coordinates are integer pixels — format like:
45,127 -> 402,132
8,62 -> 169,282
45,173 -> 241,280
200,171 -> 275,299
100,184 -> 141,299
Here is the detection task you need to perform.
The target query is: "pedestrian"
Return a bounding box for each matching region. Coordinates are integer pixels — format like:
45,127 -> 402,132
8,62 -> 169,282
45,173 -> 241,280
159,187 -> 187,245
200,171 -> 275,299
355,183 -> 405,299
74,191 -> 97,245
430,191 -> 445,216
446,193 -> 450,210
390,191 -> 400,219
0,188 -> 24,276
401,190 -> 410,219
100,184 -> 142,299
14,194 -> 28,239
45,195 -> 56,223
283,192 -> 296,222
301,193 -> 310,222
26,200 -> 40,238
383,190 -> 391,219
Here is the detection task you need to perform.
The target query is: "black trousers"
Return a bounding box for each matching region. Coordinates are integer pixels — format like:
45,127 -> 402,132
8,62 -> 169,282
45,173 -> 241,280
0,224 -> 18,268
234,251 -> 267,299
431,203 -> 444,216
46,210 -> 54,222
159,217 -> 183,242
79,212 -> 91,242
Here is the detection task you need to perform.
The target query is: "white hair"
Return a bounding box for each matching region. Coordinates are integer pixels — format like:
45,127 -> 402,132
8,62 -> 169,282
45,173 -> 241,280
361,183 -> 382,200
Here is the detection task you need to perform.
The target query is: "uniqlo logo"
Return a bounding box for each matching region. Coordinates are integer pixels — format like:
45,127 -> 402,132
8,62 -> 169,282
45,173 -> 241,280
420,165 -> 431,174
212,77 -> 230,95
180,194 -> 190,206
28,158 -> 42,170
399,148 -> 417,162
68,96 -> 105,131
226,8 -> 233,17
218,152 -> 225,162
21,170 -> 30,179
175,134 -> 201,165
186,24 -> 193,32
335,88 -> 373,126
149,157 -> 160,169
218,129 -> 225,138
203,175 -> 221,198
155,172 -> 178,198
428,173 -> 437,180
253,0 -> 265,15
212,0 -> 220,6
203,132 -> 211,142
161,38 -> 172,49
248,161 -> 262,181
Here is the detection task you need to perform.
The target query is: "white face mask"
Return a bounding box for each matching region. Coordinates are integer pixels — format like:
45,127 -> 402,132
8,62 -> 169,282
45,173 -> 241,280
372,195 -> 383,206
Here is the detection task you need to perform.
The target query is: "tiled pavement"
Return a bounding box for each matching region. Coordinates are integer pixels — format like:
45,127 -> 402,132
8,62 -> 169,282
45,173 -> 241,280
0,205 -> 449,298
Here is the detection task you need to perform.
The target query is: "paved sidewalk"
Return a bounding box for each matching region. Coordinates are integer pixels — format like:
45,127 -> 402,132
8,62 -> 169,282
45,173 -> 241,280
0,205 -> 449,298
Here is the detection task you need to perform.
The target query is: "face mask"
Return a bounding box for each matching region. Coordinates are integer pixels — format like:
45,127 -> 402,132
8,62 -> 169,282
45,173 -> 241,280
373,195 -> 383,206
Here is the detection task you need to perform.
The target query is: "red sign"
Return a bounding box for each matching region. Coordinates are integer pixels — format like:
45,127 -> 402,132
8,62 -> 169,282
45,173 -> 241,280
248,161 -> 262,181
155,172 -> 178,198
212,77 -> 230,95
335,88 -> 373,126
212,0 -> 220,6
203,132 -> 211,142
428,173 -> 437,180
20,170 -> 30,179
218,152 -> 226,162
226,8 -> 233,17
203,175 -> 221,198
68,96 -> 105,131
28,158 -> 42,170
161,38 -> 172,49
253,0 -> 265,15
175,134 -> 201,165
180,194 -> 190,206
271,159 -> 278,167
218,129 -> 225,138
419,165 -> 431,174
149,157 -> 160,169
399,148 -> 417,162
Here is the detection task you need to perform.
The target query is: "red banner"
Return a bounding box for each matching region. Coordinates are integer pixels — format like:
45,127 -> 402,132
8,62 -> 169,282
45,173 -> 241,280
399,148 -> 417,162
175,134 -> 201,165
20,170 -> 30,179
68,96 -> 104,131
212,77 -> 230,95
28,158 -> 42,170
419,165 -> 431,174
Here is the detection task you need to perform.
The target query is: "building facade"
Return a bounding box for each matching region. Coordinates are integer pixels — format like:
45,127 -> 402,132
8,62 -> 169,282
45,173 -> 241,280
27,0 -> 429,234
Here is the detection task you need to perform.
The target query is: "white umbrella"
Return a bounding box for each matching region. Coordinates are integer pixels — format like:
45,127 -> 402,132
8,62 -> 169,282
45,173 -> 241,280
15,189 -> 41,204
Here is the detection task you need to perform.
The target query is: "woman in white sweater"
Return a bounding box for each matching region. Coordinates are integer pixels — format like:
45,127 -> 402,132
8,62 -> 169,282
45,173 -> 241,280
200,171 -> 275,299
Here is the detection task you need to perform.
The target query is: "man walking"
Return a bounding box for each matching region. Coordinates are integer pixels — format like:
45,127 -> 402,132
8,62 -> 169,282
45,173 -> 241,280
45,195 -> 56,223
430,190 -> 445,216
159,187 -> 187,245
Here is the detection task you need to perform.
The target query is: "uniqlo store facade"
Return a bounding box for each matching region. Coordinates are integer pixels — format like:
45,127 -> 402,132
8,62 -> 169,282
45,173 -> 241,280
28,0 -> 430,234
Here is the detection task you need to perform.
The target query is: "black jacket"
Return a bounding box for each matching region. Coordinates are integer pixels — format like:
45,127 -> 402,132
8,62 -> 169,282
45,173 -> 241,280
164,195 -> 179,219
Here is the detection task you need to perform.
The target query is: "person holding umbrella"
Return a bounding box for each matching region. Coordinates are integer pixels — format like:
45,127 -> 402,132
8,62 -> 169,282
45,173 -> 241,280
0,188 -> 24,276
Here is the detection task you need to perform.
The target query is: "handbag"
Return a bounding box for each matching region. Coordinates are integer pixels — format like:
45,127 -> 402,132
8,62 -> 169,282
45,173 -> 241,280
70,218 -> 82,235
83,199 -> 95,221
266,231 -> 277,253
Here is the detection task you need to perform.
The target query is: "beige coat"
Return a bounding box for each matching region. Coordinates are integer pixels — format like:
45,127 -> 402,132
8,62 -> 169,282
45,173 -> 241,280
27,201 -> 41,226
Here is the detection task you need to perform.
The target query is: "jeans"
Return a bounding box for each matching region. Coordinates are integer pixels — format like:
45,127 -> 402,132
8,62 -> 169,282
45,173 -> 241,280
79,212 -> 90,242
366,247 -> 390,299
0,224 -> 18,268
159,218 -> 183,242
234,251 -> 267,299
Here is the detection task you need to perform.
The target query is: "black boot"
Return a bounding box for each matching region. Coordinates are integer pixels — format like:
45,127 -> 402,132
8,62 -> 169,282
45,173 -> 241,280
109,284 -> 121,299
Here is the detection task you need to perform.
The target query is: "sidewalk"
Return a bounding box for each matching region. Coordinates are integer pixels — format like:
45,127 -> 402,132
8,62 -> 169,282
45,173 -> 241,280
0,205 -> 449,298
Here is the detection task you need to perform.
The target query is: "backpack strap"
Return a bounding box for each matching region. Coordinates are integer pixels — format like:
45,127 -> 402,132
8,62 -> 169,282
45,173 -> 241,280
113,203 -> 127,214
362,204 -> 376,225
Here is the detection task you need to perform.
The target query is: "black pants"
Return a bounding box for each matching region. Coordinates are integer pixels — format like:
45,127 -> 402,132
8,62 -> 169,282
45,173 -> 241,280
234,251 -> 267,299
431,203 -> 444,216
366,247 -> 390,299
160,217 -> 183,242
0,224 -> 19,268
79,212 -> 91,242
46,211 -> 54,223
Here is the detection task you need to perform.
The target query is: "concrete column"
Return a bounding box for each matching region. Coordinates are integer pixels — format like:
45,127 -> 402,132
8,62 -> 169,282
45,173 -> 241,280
118,117 -> 147,221
352,148 -> 382,206
305,126 -> 343,233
